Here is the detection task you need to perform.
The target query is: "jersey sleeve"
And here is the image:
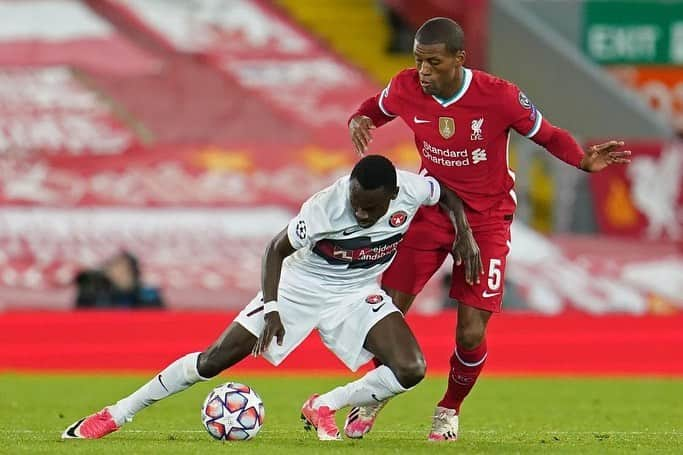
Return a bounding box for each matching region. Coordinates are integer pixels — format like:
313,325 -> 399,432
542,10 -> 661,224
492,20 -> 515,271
286,192 -> 332,250
349,71 -> 411,127
504,83 -> 544,140
377,76 -> 402,118
500,82 -> 584,168
421,176 -> 441,206
348,77 -> 401,128
399,171 -> 441,207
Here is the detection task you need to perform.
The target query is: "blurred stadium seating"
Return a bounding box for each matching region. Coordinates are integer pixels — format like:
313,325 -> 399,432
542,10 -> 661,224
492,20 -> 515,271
0,0 -> 419,310
0,0 -> 680,322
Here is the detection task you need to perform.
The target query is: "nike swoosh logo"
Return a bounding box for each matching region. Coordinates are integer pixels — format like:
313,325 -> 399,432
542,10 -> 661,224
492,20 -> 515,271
371,393 -> 382,402
65,418 -> 86,438
342,226 -> 363,236
413,116 -> 430,124
157,374 -> 169,392
371,303 -> 386,313
482,291 -> 501,298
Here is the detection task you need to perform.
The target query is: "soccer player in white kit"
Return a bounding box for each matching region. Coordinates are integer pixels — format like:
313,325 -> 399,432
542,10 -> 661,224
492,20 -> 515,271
62,155 -> 481,441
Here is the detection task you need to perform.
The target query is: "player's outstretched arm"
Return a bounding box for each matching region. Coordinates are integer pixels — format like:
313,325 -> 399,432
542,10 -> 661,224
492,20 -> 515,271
437,182 -> 484,285
579,140 -> 632,172
252,228 -> 295,357
529,118 -> 631,171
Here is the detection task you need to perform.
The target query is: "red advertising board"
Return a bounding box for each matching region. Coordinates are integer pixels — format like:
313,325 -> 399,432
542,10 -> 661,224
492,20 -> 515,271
589,141 -> 683,241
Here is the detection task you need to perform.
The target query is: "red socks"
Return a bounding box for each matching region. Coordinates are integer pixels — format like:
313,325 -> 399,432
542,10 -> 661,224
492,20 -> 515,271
437,339 -> 488,413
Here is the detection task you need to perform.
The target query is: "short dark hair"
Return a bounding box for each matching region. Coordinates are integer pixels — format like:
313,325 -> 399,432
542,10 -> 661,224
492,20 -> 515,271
350,155 -> 397,193
415,17 -> 464,54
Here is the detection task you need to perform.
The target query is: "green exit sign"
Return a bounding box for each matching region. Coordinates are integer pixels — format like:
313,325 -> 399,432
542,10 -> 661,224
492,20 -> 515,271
583,1 -> 683,64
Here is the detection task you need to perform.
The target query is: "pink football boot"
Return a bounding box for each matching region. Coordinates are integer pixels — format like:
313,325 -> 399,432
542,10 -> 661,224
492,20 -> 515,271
300,394 -> 341,441
62,408 -> 120,439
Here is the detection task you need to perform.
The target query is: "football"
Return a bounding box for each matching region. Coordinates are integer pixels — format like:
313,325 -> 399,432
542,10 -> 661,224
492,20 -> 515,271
200,382 -> 265,441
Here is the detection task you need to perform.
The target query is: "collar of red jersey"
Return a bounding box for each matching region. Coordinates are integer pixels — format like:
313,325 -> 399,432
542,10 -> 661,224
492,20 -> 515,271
432,67 -> 473,108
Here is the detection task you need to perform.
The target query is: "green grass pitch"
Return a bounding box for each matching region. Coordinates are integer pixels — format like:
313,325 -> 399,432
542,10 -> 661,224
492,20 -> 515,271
1,373 -> 681,454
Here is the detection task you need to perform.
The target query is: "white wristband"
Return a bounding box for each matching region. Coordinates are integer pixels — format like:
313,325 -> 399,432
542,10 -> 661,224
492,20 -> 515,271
263,300 -> 278,314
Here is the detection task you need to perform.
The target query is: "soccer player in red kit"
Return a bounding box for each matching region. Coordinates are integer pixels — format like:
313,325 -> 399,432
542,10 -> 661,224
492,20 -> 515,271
344,17 -> 631,441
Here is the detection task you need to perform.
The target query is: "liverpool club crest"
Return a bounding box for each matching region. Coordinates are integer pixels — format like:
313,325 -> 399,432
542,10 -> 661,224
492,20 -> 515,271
439,117 -> 455,139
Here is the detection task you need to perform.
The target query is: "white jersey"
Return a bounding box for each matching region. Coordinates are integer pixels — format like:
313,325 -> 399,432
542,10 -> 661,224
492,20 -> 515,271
283,170 -> 441,290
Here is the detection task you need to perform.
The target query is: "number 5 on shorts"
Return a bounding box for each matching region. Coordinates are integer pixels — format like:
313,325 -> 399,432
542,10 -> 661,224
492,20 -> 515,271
487,259 -> 502,290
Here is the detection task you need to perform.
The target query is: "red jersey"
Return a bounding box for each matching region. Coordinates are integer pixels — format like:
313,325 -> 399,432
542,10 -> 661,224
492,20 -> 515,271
354,68 -> 583,219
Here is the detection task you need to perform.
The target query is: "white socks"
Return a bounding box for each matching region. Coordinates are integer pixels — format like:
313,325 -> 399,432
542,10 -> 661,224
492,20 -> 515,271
315,365 -> 409,411
108,352 -> 209,426
106,355 -> 409,424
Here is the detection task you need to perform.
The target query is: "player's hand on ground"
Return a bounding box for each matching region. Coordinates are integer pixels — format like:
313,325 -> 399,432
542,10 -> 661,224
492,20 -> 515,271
252,312 -> 285,357
349,115 -> 375,156
580,140 -> 631,172
452,229 -> 484,285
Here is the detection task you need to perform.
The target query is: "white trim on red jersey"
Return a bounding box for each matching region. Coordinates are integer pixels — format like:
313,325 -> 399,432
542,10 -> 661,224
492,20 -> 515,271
378,81 -> 397,117
525,111 -> 543,138
505,130 -> 517,205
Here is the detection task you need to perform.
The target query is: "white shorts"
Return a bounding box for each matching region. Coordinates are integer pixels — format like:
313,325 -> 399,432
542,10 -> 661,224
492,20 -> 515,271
234,280 -> 401,372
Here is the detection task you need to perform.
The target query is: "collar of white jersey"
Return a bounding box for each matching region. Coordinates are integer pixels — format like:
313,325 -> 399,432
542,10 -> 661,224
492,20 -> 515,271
432,67 -> 472,108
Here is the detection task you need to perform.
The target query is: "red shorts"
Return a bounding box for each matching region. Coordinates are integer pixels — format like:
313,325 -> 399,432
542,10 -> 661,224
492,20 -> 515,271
382,206 -> 512,313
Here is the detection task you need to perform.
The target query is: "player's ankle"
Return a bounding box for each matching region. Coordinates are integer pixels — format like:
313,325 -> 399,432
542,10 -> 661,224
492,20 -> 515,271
106,405 -> 130,427
436,401 -> 460,414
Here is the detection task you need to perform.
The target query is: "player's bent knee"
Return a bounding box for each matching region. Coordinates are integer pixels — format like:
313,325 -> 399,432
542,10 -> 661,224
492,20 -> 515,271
392,354 -> 426,389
